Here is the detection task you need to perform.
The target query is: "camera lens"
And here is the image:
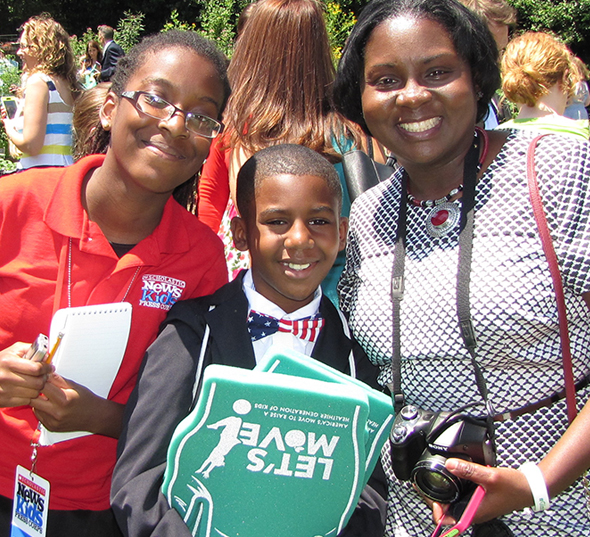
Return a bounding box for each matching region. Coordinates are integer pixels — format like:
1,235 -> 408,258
416,468 -> 455,499
412,455 -> 462,503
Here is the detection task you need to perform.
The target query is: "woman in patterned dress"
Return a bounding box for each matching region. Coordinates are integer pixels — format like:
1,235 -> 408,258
332,0 -> 590,535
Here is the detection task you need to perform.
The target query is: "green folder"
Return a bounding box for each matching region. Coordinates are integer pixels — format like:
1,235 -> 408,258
255,346 -> 394,484
163,364 -> 370,537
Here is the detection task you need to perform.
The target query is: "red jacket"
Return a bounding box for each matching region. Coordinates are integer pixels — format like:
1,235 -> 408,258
0,155 -> 227,510
197,135 -> 231,233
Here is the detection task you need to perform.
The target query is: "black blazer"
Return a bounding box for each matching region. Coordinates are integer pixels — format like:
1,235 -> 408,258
112,271 -> 385,537
99,41 -> 124,81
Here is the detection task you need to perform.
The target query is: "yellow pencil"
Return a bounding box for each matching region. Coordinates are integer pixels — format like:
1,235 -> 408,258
46,332 -> 64,364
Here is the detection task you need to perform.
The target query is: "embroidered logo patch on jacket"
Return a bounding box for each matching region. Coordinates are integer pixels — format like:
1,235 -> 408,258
139,274 -> 186,311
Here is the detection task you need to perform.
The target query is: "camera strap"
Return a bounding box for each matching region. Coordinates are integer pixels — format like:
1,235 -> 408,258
391,130 -> 496,442
455,136 -> 498,449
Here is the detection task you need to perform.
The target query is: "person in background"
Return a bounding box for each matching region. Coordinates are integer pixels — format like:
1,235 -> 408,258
72,82 -> 111,160
497,31 -> 589,140
458,0 -> 516,128
1,14 -> 78,170
197,0 -> 361,304
111,143 -> 385,537
98,25 -> 124,82
333,0 -> 590,534
78,39 -> 103,90
564,56 -> 590,125
0,30 -> 229,537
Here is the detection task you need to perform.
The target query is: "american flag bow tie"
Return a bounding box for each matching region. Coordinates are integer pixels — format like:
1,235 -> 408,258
247,310 -> 324,343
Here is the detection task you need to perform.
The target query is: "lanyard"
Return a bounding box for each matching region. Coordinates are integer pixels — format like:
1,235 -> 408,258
390,131 -> 494,428
53,237 -> 140,314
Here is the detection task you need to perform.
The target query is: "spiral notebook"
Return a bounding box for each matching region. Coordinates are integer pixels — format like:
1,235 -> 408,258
38,303 -> 132,446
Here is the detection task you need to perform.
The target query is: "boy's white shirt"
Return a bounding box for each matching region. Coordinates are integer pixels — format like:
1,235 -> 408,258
242,269 -> 322,362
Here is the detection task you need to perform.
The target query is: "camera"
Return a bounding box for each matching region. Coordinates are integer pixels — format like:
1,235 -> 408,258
390,405 -> 495,503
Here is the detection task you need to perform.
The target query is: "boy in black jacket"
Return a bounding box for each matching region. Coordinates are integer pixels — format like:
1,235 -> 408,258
111,144 -> 386,536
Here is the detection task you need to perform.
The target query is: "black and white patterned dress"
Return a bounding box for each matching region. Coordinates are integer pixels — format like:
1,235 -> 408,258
338,130 -> 590,536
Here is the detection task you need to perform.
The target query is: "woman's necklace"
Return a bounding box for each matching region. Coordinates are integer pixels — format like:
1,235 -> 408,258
407,128 -> 489,238
406,184 -> 463,208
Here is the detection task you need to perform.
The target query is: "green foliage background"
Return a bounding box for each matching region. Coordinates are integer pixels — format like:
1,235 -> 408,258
0,0 -> 587,61
0,0 -> 588,168
509,0 -> 590,60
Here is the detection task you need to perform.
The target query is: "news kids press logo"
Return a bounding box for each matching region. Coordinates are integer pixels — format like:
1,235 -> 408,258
12,472 -> 47,537
197,398 -> 342,481
139,274 -> 186,311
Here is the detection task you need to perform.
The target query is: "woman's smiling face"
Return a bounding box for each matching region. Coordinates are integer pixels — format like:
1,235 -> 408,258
101,46 -> 224,196
361,16 -> 478,170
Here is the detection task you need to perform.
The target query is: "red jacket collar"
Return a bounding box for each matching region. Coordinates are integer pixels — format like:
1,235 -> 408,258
44,155 -> 193,264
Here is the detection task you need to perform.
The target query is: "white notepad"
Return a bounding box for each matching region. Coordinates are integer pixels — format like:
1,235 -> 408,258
39,303 -> 132,445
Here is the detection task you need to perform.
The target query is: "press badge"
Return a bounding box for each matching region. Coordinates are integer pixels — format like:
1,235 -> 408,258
11,466 -> 50,537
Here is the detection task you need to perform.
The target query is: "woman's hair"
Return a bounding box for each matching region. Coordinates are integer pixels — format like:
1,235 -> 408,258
333,0 -> 500,130
105,30 -> 230,212
237,2 -> 258,37
19,14 -> 78,92
84,40 -> 103,64
224,0 -> 359,161
572,56 -> 589,81
110,30 -> 230,112
458,0 -> 516,27
501,32 -> 580,107
72,82 -> 111,160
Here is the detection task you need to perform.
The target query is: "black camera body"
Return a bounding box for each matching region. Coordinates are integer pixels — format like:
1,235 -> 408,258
390,405 -> 495,503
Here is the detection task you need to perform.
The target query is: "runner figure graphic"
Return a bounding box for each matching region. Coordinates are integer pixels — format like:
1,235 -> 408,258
197,399 -> 252,478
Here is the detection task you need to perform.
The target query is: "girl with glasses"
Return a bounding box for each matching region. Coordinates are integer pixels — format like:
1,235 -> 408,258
0,30 -> 229,537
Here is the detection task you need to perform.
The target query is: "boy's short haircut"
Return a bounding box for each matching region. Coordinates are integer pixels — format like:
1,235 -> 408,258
236,144 -> 342,220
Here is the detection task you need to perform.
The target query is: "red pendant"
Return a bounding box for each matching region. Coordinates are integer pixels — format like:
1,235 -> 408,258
430,209 -> 449,227
425,202 -> 460,237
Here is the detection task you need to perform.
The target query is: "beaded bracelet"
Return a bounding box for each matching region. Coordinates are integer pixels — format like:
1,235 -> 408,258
519,462 -> 550,512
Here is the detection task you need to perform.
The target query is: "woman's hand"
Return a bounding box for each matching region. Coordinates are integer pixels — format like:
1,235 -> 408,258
1,105 -> 14,129
30,374 -> 125,439
432,396 -> 590,527
431,460 -> 533,526
0,342 -> 53,407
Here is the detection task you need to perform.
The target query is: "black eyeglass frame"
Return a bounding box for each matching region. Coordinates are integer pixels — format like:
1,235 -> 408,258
121,90 -> 223,139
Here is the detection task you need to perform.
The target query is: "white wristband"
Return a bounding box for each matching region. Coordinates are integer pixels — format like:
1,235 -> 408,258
518,462 -> 550,512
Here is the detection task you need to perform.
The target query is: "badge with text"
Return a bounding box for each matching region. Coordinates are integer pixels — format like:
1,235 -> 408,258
11,466 -> 50,537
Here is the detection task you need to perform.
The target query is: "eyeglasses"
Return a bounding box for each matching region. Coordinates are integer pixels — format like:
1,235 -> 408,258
121,90 -> 223,139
